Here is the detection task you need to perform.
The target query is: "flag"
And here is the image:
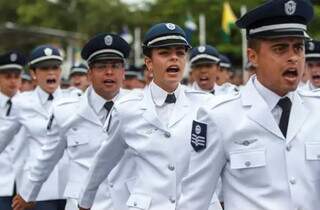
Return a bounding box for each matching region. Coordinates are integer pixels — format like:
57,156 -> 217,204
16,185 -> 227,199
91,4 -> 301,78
120,26 -> 133,44
184,12 -> 197,44
221,2 -> 237,42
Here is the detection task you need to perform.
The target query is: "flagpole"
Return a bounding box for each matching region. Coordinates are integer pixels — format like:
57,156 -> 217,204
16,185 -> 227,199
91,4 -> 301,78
240,5 -> 248,83
199,14 -> 206,45
134,27 -> 141,67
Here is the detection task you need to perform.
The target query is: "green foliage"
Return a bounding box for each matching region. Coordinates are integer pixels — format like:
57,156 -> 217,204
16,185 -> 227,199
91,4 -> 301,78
0,0 -> 320,64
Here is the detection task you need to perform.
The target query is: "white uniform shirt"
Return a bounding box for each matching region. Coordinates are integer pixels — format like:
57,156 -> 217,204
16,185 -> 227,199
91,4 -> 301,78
150,81 -> 180,127
177,76 -> 320,210
0,86 -> 78,201
19,86 -> 134,210
78,84 -> 222,210
253,76 -> 294,125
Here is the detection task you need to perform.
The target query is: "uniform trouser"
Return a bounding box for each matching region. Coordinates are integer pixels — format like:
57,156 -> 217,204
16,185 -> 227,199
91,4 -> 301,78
30,199 -> 66,210
0,196 -> 14,210
65,198 -> 78,210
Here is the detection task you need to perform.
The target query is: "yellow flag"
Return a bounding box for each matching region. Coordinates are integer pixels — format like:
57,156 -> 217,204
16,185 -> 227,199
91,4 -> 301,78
222,2 -> 237,36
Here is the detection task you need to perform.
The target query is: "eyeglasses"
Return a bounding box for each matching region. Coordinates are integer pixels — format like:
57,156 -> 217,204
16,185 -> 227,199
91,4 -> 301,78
91,62 -> 124,71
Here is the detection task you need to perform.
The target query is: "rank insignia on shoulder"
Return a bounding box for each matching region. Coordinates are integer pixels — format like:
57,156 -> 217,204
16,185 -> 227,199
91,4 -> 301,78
47,114 -> 55,130
191,120 -> 207,152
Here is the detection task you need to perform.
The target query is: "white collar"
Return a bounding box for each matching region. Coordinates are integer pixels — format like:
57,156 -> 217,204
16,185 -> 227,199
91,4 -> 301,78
0,91 -> 10,108
192,82 -> 215,93
88,85 -> 118,114
35,86 -> 61,104
150,81 -> 181,106
253,76 -> 294,111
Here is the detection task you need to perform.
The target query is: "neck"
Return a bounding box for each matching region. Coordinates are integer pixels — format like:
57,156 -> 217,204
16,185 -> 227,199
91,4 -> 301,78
153,80 -> 178,93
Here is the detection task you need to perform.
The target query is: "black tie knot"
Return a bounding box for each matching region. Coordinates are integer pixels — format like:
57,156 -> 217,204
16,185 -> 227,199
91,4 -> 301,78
165,93 -> 176,104
7,99 -> 12,106
277,97 -> 292,138
48,94 -> 54,101
277,97 -> 292,111
210,90 -> 215,95
104,101 -> 114,113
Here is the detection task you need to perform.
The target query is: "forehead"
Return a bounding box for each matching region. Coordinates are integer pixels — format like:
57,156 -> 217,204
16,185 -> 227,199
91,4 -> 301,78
263,37 -> 305,45
0,70 -> 21,76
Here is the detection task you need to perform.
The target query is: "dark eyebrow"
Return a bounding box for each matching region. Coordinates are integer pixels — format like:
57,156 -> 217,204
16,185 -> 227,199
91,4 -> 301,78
271,43 -> 289,48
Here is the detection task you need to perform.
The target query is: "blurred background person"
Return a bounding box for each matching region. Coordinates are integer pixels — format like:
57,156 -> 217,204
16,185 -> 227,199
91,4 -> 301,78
69,63 -> 90,92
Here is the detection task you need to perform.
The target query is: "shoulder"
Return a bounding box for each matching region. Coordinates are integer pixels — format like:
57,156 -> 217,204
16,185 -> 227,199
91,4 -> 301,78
61,87 -> 83,97
297,89 -> 320,108
207,91 -> 241,110
12,90 -> 35,107
116,88 -> 144,106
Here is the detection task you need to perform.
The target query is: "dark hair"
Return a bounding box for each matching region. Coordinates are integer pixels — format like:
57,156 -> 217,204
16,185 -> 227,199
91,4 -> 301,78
247,38 -> 263,51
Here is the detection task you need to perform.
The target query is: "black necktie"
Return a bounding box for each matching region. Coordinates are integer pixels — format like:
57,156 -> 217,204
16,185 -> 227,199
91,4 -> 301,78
104,101 -> 114,116
210,90 -> 215,95
48,94 -> 54,101
277,97 -> 292,138
165,93 -> 176,104
6,99 -> 12,116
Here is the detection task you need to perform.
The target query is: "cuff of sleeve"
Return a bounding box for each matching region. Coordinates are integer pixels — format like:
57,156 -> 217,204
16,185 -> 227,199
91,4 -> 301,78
19,179 -> 42,202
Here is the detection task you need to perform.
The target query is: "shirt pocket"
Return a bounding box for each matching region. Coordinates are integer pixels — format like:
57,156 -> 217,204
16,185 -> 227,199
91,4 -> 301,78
66,131 -> 90,147
230,149 -> 266,170
305,142 -> 320,161
126,193 -> 151,210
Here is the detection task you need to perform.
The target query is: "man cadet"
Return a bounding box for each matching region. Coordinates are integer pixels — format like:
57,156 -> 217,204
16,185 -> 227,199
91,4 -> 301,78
302,40 -> 320,91
69,63 -> 90,92
190,45 -> 237,95
0,45 -> 80,210
11,34 -> 135,210
20,71 -> 35,92
177,0 -> 320,210
0,51 -> 25,210
216,54 -> 232,86
77,23 -> 221,210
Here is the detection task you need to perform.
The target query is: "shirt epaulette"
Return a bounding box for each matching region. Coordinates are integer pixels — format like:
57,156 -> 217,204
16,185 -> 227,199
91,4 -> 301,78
116,89 -> 144,105
54,96 -> 80,107
298,89 -> 320,98
207,91 -> 240,110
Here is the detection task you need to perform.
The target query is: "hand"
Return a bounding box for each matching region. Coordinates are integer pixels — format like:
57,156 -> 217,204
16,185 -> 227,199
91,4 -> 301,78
12,194 -> 35,210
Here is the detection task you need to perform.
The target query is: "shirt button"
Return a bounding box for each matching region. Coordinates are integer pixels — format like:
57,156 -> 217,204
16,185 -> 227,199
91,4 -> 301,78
286,145 -> 292,151
244,161 -> 251,167
109,183 -> 114,188
133,202 -> 137,207
169,197 -> 176,203
289,178 -> 296,185
75,141 -> 79,145
168,164 -> 175,171
164,132 -> 171,138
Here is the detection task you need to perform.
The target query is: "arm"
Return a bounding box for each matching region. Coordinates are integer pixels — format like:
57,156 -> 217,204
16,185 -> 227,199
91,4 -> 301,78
78,109 -> 127,209
0,103 -> 22,153
18,112 -> 67,202
177,107 -> 226,210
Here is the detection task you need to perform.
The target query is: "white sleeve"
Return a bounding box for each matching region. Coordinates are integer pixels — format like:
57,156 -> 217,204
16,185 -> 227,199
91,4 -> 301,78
177,107 -> 226,210
20,112 -> 67,202
0,102 -> 22,153
78,109 -> 127,209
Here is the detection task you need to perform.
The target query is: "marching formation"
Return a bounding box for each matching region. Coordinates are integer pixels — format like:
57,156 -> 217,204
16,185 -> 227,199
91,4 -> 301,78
0,0 -> 320,210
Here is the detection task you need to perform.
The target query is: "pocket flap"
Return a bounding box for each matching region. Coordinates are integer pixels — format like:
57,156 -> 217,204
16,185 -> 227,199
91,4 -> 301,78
66,134 -> 89,147
126,193 -> 151,209
230,149 -> 266,169
305,142 -> 320,160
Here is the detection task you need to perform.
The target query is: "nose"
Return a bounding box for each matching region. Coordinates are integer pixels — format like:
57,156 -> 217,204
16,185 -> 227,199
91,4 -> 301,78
287,47 -> 299,65
170,51 -> 179,61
